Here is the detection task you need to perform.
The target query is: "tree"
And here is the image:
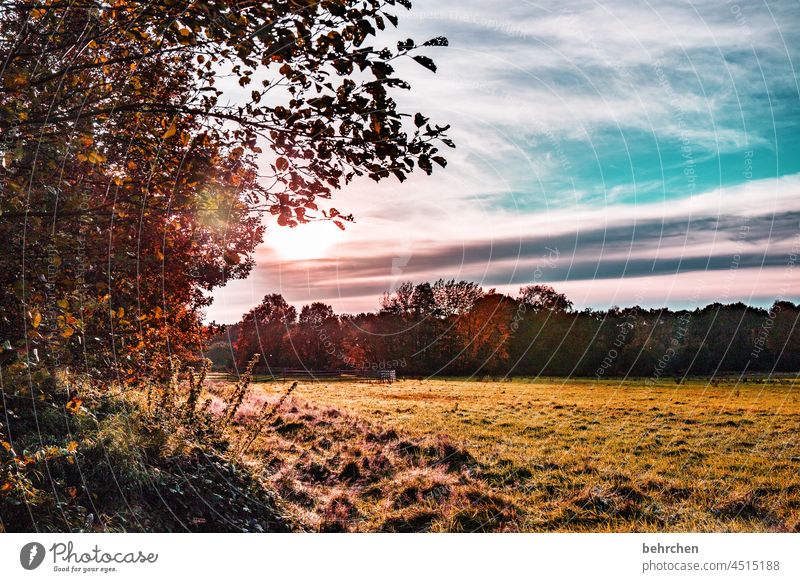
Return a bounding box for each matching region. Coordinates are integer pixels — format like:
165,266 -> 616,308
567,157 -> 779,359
292,302 -> 339,369
518,285 -> 573,313
0,1 -> 452,381
432,279 -> 484,317
457,293 -> 516,374
234,294 -> 297,371
380,281 -> 415,315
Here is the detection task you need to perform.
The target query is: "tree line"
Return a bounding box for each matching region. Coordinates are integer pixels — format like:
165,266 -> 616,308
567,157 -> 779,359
208,282 -> 800,378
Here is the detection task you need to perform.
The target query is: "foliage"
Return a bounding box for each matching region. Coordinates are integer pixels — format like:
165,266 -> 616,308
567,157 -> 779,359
216,284 -> 800,377
0,0 -> 451,381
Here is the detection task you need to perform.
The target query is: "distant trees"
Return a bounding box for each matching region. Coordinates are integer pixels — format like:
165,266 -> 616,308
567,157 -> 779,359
518,285 -> 573,313
234,294 -> 297,371
212,283 -> 800,378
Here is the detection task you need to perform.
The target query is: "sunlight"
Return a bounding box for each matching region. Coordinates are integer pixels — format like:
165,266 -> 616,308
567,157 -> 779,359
267,221 -> 344,261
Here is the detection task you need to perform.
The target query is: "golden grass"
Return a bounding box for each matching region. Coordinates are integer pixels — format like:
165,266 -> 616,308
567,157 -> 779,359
214,376 -> 800,532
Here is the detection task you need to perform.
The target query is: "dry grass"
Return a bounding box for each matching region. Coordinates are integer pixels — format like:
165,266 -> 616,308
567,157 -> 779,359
210,375 -> 800,532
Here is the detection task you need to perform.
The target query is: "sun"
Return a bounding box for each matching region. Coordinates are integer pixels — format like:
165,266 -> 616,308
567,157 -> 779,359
267,221 -> 344,261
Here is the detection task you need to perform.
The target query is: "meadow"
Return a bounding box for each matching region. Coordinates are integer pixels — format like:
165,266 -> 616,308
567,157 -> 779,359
212,375 -> 800,532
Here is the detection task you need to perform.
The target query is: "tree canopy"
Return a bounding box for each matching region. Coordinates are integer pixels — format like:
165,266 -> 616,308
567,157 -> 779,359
0,0 -> 452,381
218,283 -> 800,378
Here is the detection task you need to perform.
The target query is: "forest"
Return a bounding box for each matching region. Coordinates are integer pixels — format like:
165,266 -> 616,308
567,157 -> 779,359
209,282 -> 800,378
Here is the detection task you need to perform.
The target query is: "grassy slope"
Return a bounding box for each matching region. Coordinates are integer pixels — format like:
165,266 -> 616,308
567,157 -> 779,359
1,381 -> 293,533
223,376 -> 800,532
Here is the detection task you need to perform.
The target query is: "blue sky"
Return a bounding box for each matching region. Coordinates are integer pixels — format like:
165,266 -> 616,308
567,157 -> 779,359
207,0 -> 800,323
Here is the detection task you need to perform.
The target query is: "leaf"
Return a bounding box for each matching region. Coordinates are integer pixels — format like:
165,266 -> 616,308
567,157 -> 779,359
275,157 -> 289,171
162,122 -> 177,139
65,398 -> 82,414
423,37 -> 449,47
397,39 -> 414,52
411,55 -> 437,73
87,151 -> 106,164
334,221 -> 346,230
223,250 -> 241,265
31,311 -> 41,329
61,327 -> 74,338
414,113 -> 428,128
66,441 -> 78,453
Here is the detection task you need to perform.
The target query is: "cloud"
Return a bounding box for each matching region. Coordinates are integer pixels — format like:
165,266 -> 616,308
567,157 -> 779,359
207,0 -> 800,322
207,174 -> 800,322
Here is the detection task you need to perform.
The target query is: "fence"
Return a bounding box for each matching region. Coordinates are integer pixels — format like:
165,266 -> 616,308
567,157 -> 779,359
254,368 -> 397,383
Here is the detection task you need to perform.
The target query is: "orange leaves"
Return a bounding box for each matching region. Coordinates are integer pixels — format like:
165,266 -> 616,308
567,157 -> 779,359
162,121 -> 177,139
77,150 -> 106,164
4,72 -> 28,89
65,397 -> 83,415
56,307 -> 80,339
29,310 -> 42,329
66,441 -> 78,453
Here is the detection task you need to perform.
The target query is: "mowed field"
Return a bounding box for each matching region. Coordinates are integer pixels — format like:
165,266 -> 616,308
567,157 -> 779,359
212,376 -> 800,532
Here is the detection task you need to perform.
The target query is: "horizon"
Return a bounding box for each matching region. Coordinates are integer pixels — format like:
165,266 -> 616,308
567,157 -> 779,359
206,0 -> 800,324
206,279 -> 796,325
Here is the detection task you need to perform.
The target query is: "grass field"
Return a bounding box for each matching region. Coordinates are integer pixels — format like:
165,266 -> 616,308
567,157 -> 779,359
209,375 -> 800,532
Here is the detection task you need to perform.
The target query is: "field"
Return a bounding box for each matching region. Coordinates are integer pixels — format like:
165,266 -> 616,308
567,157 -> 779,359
208,376 -> 800,532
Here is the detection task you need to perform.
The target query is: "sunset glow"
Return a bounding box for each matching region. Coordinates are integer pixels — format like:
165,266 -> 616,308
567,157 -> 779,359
267,221 -> 344,262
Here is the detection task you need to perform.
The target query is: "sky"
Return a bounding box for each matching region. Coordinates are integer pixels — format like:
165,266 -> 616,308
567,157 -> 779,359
206,0 -> 800,324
